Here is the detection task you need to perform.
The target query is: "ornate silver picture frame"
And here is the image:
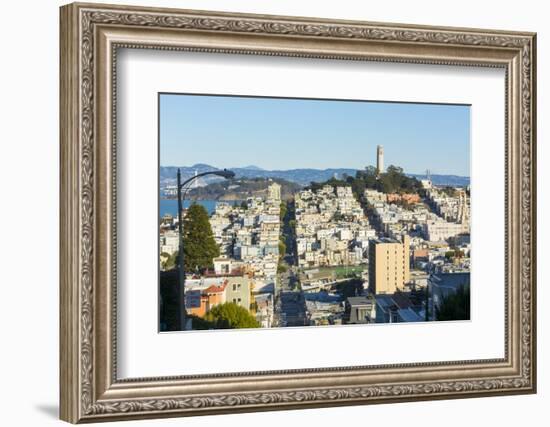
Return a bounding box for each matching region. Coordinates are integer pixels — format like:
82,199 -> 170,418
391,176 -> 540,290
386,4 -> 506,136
60,2 -> 536,423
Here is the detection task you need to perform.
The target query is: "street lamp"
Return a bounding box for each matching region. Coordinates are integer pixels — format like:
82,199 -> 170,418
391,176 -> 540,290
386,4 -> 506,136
176,168 -> 235,330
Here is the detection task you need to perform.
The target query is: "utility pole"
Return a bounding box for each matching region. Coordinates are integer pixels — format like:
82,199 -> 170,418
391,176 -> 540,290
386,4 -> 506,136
425,284 -> 430,321
177,168 -> 186,330
174,168 -> 235,331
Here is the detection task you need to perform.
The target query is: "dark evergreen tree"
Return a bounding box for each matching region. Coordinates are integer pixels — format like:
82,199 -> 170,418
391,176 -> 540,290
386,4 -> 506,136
435,285 -> 470,321
279,201 -> 287,221
351,178 -> 366,199
182,203 -> 220,273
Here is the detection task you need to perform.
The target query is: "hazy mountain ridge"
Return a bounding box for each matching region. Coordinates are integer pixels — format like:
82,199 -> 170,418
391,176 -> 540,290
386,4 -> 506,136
160,164 -> 470,188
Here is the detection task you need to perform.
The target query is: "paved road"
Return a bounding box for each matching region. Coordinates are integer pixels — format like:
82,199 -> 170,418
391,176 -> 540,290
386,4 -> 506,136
279,291 -> 307,327
273,268 -> 303,327
279,267 -> 299,291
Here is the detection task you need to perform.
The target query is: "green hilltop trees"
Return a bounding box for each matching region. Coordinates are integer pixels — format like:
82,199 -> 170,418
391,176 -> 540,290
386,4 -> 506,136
355,165 -> 422,195
307,164 -> 422,198
182,203 -> 219,273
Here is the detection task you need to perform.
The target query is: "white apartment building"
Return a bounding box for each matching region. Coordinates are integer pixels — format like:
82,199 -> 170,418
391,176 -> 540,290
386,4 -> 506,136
422,219 -> 469,242
160,230 -> 179,255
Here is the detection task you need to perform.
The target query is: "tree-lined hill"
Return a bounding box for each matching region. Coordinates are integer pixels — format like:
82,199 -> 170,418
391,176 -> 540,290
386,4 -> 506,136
183,177 -> 301,201
308,165 -> 423,199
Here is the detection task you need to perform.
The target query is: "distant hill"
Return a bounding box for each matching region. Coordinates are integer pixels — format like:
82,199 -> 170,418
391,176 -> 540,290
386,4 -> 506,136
184,177 -> 301,201
240,165 -> 264,171
160,164 -> 469,189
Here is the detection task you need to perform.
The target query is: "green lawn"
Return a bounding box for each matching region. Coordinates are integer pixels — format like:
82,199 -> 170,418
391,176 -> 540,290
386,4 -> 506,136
310,265 -> 366,279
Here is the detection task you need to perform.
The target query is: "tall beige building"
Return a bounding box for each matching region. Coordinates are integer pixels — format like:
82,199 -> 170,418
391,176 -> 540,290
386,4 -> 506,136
457,189 -> 470,225
267,182 -> 281,202
368,235 -> 410,294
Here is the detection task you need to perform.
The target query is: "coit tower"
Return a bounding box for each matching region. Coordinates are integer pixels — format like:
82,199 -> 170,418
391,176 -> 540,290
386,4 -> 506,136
376,145 -> 384,174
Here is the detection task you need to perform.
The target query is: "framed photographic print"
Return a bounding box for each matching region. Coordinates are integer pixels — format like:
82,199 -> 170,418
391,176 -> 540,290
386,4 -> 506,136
60,2 -> 537,423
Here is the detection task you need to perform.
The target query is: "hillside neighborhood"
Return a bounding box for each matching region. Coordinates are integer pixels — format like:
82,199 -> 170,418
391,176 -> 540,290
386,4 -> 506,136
159,146 -> 471,331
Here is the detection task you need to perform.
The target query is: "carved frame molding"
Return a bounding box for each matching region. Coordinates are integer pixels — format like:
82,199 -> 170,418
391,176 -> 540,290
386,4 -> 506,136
60,2 -> 536,423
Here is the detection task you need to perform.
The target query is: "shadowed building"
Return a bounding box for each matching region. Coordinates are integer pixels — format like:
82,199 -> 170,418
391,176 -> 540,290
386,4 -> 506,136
429,271 -> 470,319
346,295 -> 376,324
159,269 -> 179,331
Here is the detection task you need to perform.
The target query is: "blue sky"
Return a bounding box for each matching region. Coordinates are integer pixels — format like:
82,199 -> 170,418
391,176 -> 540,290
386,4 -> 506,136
159,93 -> 470,176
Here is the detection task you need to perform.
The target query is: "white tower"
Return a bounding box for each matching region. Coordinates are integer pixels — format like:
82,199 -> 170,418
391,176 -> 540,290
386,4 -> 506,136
376,145 -> 384,174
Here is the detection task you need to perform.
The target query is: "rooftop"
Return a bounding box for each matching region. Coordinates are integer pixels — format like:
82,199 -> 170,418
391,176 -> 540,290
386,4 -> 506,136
370,237 -> 403,245
398,307 -> 424,322
204,283 -> 227,294
347,296 -> 373,307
